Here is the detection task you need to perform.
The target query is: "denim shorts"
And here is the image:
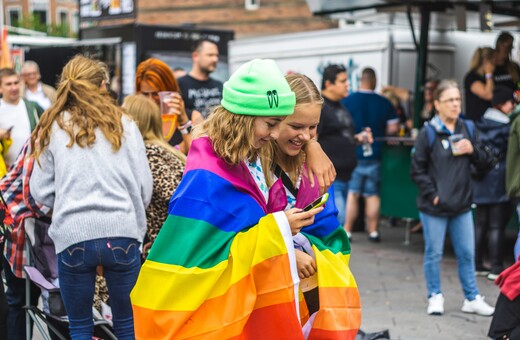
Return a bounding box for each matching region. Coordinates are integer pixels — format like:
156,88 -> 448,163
348,160 -> 381,196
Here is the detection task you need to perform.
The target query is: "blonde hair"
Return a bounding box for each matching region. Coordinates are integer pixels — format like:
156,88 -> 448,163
31,55 -> 123,161
263,74 -> 323,187
469,47 -> 495,72
193,106 -> 259,165
123,95 -> 186,164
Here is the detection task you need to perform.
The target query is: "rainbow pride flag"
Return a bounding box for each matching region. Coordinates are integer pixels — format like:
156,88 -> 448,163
131,136 -> 361,339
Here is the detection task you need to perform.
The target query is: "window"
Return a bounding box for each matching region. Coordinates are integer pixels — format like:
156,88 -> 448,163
7,7 -> 21,26
31,1 -> 49,26
58,9 -> 68,24
245,0 -> 260,11
33,10 -> 48,25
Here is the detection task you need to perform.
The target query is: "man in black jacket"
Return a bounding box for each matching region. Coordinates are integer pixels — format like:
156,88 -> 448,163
317,64 -> 371,238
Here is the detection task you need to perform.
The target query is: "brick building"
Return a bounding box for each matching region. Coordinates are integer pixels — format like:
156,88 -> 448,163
2,0 -> 78,34
90,0 -> 339,38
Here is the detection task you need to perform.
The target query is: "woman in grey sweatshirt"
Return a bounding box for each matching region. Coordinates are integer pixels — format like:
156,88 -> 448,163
30,55 -> 153,340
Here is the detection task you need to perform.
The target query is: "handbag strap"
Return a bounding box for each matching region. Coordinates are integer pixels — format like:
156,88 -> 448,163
272,163 -> 298,198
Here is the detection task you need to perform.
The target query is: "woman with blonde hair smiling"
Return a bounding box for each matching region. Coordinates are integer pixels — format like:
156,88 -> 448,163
123,94 -> 185,254
263,73 -> 361,337
30,55 -> 153,339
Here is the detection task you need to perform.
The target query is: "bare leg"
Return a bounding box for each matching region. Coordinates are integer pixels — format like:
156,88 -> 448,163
344,192 -> 360,233
365,195 -> 380,234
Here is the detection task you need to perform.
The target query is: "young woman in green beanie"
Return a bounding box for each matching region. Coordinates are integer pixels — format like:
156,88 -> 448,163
131,59 -> 324,339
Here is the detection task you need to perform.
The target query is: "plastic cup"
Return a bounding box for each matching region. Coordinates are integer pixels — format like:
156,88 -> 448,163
158,91 -> 179,140
449,134 -> 464,156
158,91 -> 174,115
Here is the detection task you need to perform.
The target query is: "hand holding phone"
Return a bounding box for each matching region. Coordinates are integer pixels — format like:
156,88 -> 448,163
302,193 -> 329,212
285,206 -> 323,235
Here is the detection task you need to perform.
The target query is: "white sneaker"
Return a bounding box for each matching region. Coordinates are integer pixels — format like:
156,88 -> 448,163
427,293 -> 444,315
461,295 -> 494,316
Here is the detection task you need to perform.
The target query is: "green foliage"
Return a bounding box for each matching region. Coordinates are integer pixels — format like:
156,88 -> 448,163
14,13 -> 76,38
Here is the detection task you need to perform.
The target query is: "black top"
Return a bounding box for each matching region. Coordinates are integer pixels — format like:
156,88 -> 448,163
169,75 -> 223,146
177,74 -> 223,118
493,62 -> 520,91
317,96 -> 357,181
464,71 -> 491,121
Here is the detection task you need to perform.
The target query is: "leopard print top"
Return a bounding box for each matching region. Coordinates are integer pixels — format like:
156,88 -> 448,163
145,143 -> 185,243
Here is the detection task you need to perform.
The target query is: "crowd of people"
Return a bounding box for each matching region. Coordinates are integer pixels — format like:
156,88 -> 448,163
0,30 -> 517,340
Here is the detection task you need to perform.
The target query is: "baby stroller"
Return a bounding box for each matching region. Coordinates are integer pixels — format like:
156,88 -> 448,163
23,217 -> 116,340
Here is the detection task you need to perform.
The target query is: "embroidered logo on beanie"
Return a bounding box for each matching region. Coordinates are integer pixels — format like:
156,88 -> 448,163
267,90 -> 279,108
221,59 -> 295,116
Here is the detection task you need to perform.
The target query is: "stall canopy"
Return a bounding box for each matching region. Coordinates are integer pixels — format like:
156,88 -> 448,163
305,0 -> 520,127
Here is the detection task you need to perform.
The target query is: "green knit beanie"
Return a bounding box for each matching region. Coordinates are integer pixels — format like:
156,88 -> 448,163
221,59 -> 295,116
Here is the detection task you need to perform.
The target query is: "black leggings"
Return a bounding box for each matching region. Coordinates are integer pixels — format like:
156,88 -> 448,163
475,202 -> 513,273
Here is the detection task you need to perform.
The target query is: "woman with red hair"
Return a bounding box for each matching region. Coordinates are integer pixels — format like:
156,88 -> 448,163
136,58 -> 192,154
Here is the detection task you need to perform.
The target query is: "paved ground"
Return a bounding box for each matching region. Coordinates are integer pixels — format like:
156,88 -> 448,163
30,219 -> 517,340
350,219 -> 517,340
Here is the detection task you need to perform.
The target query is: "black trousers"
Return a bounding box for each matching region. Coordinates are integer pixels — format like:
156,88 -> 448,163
475,202 -> 513,273
489,293 -> 520,340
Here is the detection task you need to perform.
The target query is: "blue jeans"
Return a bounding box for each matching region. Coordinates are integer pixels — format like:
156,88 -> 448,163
348,160 -> 381,196
58,237 -> 140,340
515,204 -> 520,260
333,180 -> 349,226
420,211 -> 479,301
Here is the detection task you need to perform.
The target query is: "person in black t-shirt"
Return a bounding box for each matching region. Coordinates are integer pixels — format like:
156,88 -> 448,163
317,64 -> 371,235
464,46 -> 495,121
494,32 -> 520,91
177,38 -> 223,125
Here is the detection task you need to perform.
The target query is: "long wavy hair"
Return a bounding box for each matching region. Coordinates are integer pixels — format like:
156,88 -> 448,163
123,95 -> 186,164
31,55 -> 123,161
193,106 -> 259,165
262,73 -> 323,187
135,58 -> 180,93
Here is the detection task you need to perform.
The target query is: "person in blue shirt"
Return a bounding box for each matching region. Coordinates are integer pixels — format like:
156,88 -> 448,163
342,67 -> 399,242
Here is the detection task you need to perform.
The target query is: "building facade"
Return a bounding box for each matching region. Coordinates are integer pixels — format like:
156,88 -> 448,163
3,0 -> 78,35
86,0 -> 338,38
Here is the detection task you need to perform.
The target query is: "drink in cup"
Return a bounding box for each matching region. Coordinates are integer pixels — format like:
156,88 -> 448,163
449,134 -> 464,156
158,91 -> 178,140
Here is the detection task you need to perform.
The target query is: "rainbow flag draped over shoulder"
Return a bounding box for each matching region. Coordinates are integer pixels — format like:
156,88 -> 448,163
283,175 -> 362,339
131,136 -> 303,339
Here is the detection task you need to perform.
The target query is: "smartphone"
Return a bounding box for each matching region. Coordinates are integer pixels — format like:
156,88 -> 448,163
302,193 -> 329,212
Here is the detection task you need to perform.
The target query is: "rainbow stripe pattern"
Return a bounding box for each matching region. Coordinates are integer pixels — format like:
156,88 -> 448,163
131,136 -> 361,339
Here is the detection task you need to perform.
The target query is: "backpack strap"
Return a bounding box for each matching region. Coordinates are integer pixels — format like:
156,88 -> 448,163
272,163 -> 298,198
425,123 -> 436,149
462,119 -> 475,141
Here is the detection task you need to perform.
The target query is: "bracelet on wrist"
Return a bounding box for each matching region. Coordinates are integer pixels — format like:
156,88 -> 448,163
485,73 -> 493,80
178,120 -> 193,135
